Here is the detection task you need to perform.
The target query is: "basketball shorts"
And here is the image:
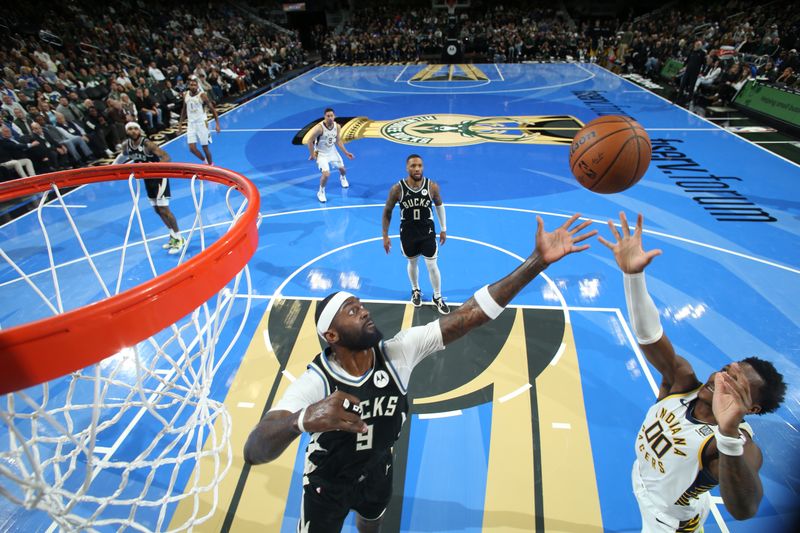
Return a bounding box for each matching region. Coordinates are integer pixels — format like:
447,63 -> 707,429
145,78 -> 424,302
400,226 -> 437,259
145,178 -> 171,207
186,120 -> 210,146
632,463 -> 709,532
316,151 -> 344,173
298,453 -> 393,533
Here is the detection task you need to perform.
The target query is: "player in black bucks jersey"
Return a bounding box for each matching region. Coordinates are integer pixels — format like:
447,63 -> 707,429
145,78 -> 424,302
382,154 -> 449,314
245,213 -> 598,533
113,122 -> 184,254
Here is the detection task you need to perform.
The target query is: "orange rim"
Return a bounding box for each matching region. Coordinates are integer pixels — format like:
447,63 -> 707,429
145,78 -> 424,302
0,163 -> 260,395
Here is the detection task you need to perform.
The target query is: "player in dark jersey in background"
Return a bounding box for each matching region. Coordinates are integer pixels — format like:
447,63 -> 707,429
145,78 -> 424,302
245,213 -> 597,533
113,122 -> 184,254
599,212 -> 786,532
382,154 -> 449,314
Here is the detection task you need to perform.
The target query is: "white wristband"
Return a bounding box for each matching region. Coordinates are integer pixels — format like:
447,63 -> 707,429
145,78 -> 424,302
296,407 -> 308,433
475,285 -> 505,319
714,428 -> 745,456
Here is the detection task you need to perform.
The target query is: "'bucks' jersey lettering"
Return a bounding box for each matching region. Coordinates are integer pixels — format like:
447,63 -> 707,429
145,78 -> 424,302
302,344 -> 408,486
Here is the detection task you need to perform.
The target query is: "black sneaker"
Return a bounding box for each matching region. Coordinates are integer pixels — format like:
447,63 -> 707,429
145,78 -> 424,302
411,289 -> 422,307
432,296 -> 450,315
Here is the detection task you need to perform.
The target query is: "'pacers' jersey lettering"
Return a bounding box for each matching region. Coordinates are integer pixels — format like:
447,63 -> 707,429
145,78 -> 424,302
635,388 -> 754,516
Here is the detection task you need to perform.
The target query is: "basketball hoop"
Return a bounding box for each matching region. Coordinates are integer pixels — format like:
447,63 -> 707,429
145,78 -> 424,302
0,163 -> 259,530
446,0 -> 457,15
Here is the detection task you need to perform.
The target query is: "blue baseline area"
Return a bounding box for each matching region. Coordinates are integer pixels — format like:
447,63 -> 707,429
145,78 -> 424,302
1,63 -> 799,531
401,404 -> 492,532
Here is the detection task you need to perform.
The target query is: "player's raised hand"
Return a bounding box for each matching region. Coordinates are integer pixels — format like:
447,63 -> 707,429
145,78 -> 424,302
597,212 -> 662,274
302,390 -> 367,434
713,363 -> 753,437
535,213 -> 596,265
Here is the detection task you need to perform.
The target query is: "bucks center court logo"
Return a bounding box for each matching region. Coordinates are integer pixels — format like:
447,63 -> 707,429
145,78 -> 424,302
293,114 -> 585,147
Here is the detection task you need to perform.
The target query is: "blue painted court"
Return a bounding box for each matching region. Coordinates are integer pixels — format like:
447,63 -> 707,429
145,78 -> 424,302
1,63 -> 798,532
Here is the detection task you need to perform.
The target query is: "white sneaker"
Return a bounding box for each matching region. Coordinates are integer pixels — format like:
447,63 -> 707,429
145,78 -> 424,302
162,236 -> 177,249
317,189 -> 327,202
167,237 -> 185,255
340,176 -> 349,188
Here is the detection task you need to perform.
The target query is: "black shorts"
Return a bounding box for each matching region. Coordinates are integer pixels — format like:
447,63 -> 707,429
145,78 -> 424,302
400,228 -> 437,259
298,453 -> 393,533
144,178 -> 170,206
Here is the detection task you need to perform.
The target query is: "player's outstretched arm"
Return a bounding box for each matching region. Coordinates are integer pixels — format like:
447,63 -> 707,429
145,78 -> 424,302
382,184 -> 401,253
244,390 -> 367,465
439,214 -> 596,345
598,212 -> 699,398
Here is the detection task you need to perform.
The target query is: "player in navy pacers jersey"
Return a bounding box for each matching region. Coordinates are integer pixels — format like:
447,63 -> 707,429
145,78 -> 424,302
245,213 -> 598,533
598,212 -> 786,532
382,154 -> 449,314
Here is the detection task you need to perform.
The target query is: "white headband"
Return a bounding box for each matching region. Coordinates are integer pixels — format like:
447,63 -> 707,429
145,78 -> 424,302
316,291 -> 355,338
125,121 -> 141,131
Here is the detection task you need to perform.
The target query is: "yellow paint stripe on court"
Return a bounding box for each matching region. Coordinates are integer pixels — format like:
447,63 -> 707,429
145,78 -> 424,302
230,300 -> 323,531
482,309 -> 537,530
168,299 -> 317,531
536,323 -> 603,532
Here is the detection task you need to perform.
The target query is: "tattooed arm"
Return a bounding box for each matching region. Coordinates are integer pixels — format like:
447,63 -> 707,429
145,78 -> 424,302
439,214 -> 596,345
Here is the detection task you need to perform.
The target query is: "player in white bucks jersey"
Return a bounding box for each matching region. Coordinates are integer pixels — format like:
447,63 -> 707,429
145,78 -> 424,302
179,77 -> 220,165
598,212 -> 786,532
113,122 -> 185,254
382,154 -> 450,314
307,108 -> 354,203
245,213 -> 598,533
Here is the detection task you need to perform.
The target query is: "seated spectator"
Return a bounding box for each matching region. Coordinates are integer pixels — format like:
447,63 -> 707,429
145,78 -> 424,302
54,112 -> 95,162
84,106 -> 118,157
29,121 -> 69,170
56,95 -> 85,124
133,87 -> 163,132
0,125 -> 39,178
119,93 -> 138,122
12,107 -> 33,136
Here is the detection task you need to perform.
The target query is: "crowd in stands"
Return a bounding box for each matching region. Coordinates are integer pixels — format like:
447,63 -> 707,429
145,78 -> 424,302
320,0 -> 799,101
1,0 -> 305,182
3,0 -> 799,182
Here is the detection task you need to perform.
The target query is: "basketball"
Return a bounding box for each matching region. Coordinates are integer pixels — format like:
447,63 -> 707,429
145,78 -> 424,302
569,115 -> 651,194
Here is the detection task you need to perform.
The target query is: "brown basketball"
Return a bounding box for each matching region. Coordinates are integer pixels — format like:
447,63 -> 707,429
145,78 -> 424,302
569,115 -> 651,194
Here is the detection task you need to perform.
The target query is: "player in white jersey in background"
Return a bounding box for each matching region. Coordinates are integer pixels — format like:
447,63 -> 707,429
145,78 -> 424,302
307,108 -> 354,203
599,212 -> 786,533
179,77 -> 220,165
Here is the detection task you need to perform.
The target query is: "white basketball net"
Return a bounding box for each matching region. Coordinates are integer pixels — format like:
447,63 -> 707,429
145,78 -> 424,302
0,173 -> 255,531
